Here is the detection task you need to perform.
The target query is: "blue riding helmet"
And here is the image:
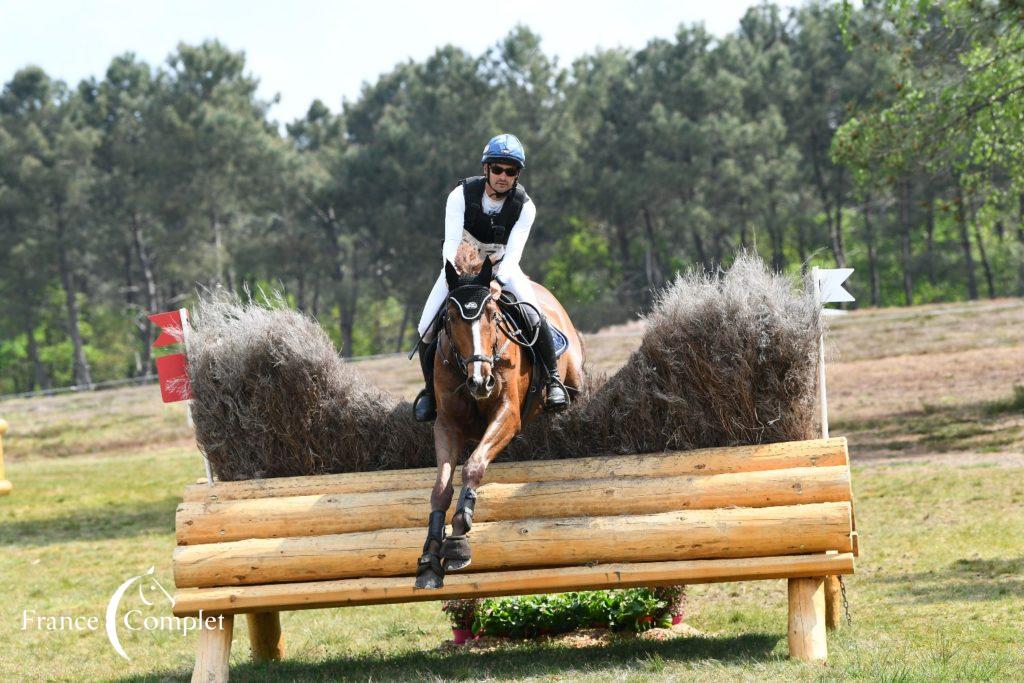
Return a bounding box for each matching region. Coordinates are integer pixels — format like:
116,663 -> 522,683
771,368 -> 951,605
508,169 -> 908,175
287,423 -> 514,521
481,133 -> 526,169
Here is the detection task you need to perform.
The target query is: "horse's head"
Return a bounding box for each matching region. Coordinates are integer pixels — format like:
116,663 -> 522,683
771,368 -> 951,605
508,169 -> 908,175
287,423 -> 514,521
444,257 -> 505,400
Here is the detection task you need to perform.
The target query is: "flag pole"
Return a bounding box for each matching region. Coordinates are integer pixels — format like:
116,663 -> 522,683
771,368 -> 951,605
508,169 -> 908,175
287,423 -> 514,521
812,267 -> 830,440
179,308 -> 213,486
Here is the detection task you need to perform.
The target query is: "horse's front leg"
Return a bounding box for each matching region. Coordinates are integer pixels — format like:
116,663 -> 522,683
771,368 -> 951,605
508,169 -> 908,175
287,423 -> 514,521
443,401 -> 521,572
415,416 -> 463,589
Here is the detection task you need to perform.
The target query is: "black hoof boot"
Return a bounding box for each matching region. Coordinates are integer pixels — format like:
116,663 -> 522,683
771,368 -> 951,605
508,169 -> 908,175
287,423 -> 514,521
414,510 -> 446,589
441,535 -> 472,572
415,555 -> 445,589
441,488 -> 476,572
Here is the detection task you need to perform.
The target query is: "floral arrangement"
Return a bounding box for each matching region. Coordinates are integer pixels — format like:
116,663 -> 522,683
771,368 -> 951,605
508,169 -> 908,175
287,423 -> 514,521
441,598 -> 480,629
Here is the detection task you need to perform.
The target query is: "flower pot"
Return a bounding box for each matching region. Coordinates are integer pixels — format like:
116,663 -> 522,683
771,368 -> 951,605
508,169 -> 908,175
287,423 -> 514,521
452,628 -> 473,645
672,615 -> 683,625
638,616 -> 654,624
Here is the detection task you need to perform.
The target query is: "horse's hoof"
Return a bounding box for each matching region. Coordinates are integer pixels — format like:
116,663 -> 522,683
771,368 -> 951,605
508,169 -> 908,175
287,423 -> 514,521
416,551 -> 445,589
415,570 -> 445,589
441,535 -> 472,571
445,557 -> 472,572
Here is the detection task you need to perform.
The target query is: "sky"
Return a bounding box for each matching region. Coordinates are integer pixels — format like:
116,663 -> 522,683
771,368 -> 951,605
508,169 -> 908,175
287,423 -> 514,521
1,0 -> 796,125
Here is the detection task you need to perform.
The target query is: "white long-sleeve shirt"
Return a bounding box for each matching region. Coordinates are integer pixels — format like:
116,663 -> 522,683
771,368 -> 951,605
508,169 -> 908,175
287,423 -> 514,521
440,184 -> 537,282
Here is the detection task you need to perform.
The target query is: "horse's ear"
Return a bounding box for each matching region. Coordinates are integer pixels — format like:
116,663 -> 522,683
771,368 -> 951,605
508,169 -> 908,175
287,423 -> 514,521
445,260 -> 459,289
476,257 -> 494,285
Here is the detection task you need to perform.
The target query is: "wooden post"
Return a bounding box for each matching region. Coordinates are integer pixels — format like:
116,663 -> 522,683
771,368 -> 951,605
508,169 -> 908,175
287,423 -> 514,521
0,419 -> 11,496
192,613 -> 234,683
788,577 -> 827,662
246,611 -> 284,661
824,575 -> 843,630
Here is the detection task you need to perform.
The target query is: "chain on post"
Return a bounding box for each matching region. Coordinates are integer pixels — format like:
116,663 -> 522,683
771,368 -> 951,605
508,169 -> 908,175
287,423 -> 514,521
839,574 -> 851,626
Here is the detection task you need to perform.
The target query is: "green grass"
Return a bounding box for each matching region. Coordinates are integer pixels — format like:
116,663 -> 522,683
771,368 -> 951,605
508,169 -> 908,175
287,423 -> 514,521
832,387 -> 1024,456
983,385 -> 1024,417
2,298 -> 1022,680
1,384 -> 190,461
2,448 -> 1022,681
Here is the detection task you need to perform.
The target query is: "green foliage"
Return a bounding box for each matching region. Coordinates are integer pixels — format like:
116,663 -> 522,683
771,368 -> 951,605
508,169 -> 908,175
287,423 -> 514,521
836,1 -> 1024,188
440,598 -> 480,629
467,588 -> 680,638
542,217 -> 619,326
3,5 -> 1024,392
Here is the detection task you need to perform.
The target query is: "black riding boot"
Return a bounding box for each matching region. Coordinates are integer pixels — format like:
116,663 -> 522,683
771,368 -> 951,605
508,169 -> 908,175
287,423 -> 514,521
413,338 -> 438,422
535,316 -> 570,412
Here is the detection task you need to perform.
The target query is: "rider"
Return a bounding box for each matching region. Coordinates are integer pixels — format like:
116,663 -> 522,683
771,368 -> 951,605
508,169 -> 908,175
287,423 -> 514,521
412,133 -> 570,421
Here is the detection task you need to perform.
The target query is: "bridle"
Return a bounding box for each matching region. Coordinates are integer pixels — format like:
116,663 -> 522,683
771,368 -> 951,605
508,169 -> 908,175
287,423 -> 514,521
441,285 -> 512,380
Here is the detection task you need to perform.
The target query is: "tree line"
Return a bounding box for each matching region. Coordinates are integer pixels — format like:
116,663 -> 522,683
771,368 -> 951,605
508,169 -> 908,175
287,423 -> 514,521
1,0 -> 1021,393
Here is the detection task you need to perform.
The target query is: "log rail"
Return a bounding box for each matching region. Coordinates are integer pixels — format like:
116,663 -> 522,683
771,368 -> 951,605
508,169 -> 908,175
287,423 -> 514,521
175,437 -> 857,681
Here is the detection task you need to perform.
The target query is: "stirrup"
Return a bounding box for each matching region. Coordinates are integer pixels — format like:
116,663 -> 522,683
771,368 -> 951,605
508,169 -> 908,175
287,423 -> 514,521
543,376 -> 570,412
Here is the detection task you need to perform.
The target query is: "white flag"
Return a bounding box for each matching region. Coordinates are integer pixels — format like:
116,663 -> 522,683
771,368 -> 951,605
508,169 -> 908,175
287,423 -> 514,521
814,267 -> 855,304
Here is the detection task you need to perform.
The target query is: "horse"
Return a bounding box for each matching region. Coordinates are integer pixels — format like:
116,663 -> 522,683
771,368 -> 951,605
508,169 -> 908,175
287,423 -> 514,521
415,246 -> 585,589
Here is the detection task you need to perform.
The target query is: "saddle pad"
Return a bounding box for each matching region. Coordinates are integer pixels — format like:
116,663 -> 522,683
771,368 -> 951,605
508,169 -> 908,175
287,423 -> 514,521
551,325 -> 569,359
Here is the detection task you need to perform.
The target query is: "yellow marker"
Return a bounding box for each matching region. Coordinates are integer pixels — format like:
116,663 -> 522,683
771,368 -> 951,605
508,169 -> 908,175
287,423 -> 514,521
0,418 -> 11,495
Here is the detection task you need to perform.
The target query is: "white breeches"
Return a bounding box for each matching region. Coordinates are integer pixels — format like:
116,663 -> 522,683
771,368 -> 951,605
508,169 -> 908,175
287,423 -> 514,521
416,266 -> 541,340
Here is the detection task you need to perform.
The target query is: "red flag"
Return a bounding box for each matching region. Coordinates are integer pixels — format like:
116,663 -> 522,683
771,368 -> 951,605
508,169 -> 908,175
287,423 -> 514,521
149,310 -> 184,348
155,353 -> 192,403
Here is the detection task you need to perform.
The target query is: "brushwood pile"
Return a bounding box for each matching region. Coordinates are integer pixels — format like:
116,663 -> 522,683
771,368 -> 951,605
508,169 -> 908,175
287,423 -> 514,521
186,254 -> 823,481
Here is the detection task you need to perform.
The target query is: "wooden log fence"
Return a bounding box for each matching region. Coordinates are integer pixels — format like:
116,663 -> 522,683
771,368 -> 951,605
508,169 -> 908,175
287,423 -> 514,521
173,437 -> 858,681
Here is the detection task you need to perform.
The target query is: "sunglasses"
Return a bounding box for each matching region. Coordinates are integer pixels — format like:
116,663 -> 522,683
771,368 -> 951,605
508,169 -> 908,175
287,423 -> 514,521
488,164 -> 520,177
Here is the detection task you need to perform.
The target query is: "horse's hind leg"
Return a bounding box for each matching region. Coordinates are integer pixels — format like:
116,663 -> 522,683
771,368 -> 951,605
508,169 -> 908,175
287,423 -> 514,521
415,419 -> 462,589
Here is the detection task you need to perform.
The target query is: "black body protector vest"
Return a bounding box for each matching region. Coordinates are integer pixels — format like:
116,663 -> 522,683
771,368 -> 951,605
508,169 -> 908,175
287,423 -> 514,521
460,176 -> 530,247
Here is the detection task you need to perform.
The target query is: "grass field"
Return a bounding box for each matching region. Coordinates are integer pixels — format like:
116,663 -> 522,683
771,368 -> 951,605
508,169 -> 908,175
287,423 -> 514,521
1,298 -> 1023,681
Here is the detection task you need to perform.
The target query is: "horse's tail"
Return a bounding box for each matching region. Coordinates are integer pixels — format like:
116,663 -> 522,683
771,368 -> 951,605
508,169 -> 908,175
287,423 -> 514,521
575,328 -> 587,364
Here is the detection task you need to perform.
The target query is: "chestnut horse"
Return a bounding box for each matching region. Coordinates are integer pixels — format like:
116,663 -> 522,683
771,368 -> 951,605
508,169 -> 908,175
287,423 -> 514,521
415,248 -> 585,589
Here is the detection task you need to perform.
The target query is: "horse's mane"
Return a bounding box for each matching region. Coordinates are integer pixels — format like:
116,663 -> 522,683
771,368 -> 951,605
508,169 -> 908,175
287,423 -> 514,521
454,242 -> 484,279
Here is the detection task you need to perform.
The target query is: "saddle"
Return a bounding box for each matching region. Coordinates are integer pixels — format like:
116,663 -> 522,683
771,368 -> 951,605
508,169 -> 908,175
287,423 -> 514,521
495,291 -> 569,359
494,292 -> 570,419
